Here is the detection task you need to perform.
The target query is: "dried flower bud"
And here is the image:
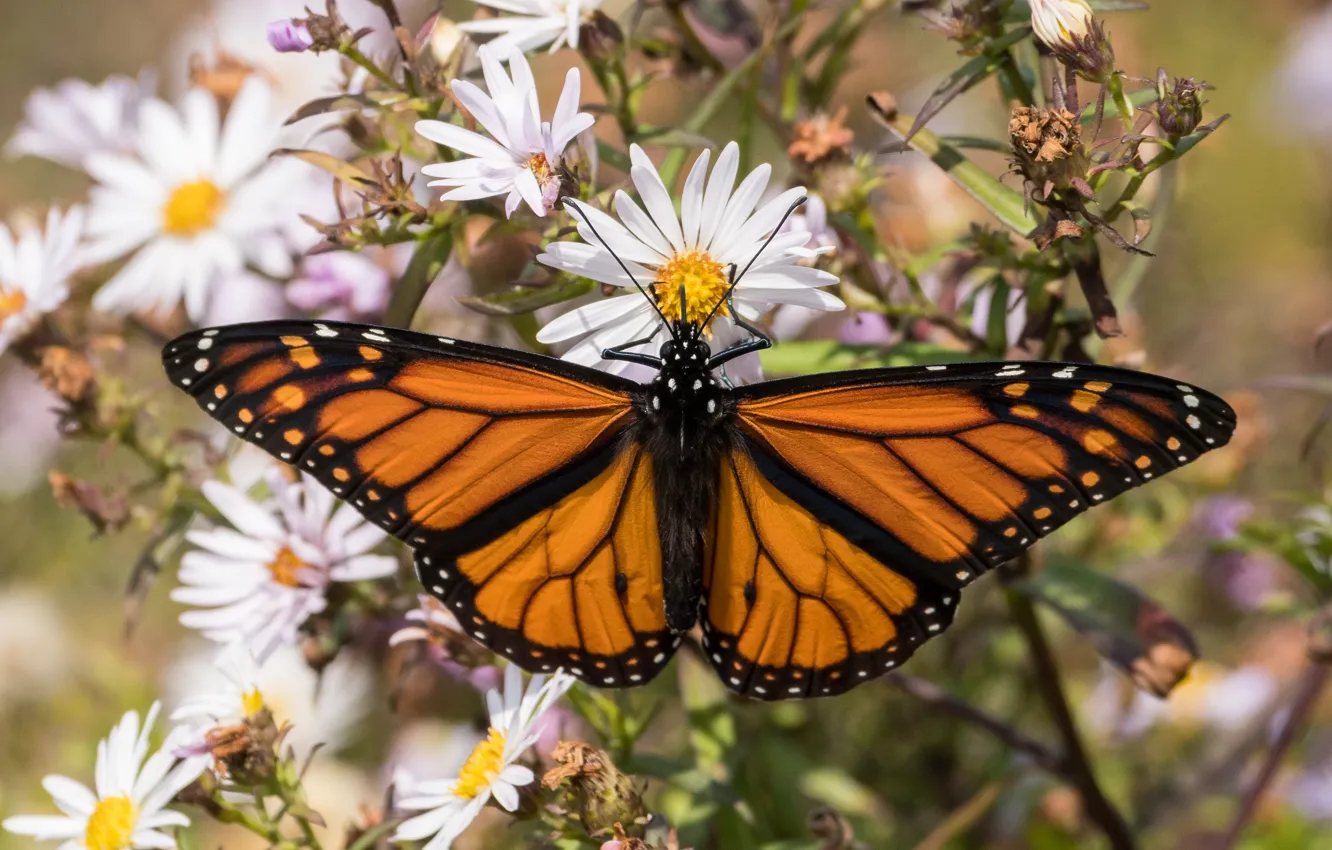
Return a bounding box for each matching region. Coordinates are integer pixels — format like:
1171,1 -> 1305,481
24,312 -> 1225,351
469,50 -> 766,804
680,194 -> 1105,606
37,346 -> 95,403
579,11 -> 625,65
1030,0 -> 1114,81
48,471 -> 129,535
267,19 -> 315,53
296,0 -> 366,54
207,707 -> 286,785
1008,105 -> 1089,195
188,50 -> 261,108
1154,69 -> 1208,138
542,742 -> 646,837
788,107 -> 855,167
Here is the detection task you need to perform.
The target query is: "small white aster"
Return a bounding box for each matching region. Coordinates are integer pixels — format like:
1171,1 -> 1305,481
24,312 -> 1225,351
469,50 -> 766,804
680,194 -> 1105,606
0,206 -> 85,356
458,0 -> 602,55
536,141 -> 844,376
167,642 -> 374,759
416,45 -> 594,218
171,467 -> 398,661
2,702 -> 209,850
84,76 -> 321,322
392,664 -> 576,850
6,73 -> 154,168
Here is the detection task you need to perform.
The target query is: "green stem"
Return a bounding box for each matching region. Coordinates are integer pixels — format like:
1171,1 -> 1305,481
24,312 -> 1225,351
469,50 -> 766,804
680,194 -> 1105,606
1002,556 -> 1137,850
338,44 -> 401,91
1106,73 -> 1137,135
999,49 -> 1037,107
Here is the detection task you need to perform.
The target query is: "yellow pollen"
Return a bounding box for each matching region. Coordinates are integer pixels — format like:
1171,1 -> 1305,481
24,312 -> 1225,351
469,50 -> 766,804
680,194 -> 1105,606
526,152 -> 554,182
266,546 -> 309,588
0,289 -> 26,323
653,250 -> 729,331
241,688 -> 265,717
85,795 -> 136,850
454,728 -> 507,800
163,180 -> 225,236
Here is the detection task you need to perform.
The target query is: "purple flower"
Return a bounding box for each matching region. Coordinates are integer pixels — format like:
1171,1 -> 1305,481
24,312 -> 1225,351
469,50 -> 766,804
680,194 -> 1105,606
1193,495 -> 1254,541
837,312 -> 894,345
267,20 -> 314,54
286,251 -> 392,321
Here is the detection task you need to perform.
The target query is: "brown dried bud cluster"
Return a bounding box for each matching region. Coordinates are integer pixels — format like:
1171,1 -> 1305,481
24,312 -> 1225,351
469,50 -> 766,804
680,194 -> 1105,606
37,346 -> 96,404
207,707 -> 287,785
788,108 -> 854,167
1008,105 -> 1089,196
48,471 -> 129,535
1048,15 -> 1115,83
298,0 -> 370,54
909,0 -> 1006,53
188,50 -> 264,109
542,742 -> 646,838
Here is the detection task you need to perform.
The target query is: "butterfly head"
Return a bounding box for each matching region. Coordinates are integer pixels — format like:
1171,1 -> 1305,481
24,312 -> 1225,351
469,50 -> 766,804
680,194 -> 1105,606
647,332 -> 724,425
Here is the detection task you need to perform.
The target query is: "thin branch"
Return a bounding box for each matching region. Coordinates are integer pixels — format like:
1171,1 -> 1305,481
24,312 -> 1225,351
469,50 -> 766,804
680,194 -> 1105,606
1218,663 -> 1331,849
1002,555 -> 1137,850
885,673 -> 1066,778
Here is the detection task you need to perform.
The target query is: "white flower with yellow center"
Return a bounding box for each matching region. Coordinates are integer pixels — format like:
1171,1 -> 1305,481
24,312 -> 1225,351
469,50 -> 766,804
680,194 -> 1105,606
171,467 -> 398,662
0,206 -> 85,356
2,702 -> 209,850
84,76 -> 320,322
167,642 -> 374,759
1029,0 -> 1095,52
416,45 -> 594,218
6,73 -> 153,168
392,664 -> 576,850
536,142 -> 844,376
458,0 -> 602,55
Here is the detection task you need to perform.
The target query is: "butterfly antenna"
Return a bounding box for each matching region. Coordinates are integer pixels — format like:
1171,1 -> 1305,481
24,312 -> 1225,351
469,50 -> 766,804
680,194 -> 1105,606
564,201 -> 676,340
697,196 -> 807,333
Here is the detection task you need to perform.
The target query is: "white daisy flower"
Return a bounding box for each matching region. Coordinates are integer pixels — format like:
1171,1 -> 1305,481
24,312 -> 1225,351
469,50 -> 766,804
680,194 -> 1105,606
171,467 -> 398,661
6,73 -> 153,168
2,702 -> 209,850
0,206 -> 85,356
535,142 -> 844,376
392,664 -> 576,850
167,642 -> 374,758
1028,0 -> 1095,53
458,0 -> 602,55
416,45 -> 594,218
84,76 -> 322,322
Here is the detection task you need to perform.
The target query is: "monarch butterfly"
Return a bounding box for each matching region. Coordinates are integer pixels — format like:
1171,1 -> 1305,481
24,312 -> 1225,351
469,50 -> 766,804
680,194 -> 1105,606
162,205 -> 1235,700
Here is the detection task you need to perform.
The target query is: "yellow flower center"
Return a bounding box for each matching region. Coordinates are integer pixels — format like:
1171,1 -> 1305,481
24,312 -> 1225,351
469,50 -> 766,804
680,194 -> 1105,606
0,289 -> 27,323
84,795 -> 136,850
454,728 -> 507,800
163,180 -> 225,236
527,152 -> 554,183
241,687 -> 265,717
653,250 -> 730,331
266,546 -> 309,588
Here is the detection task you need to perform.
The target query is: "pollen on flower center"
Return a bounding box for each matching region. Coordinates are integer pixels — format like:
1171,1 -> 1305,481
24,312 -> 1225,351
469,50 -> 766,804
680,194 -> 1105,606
241,687 -> 265,717
163,180 -> 225,236
0,288 -> 26,323
85,795 -> 136,850
654,250 -> 730,330
454,728 -> 507,800
266,546 -> 310,588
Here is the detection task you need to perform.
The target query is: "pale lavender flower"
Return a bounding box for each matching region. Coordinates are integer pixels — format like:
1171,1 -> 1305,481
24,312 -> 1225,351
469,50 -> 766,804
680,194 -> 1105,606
838,312 -> 894,345
268,19 -> 314,53
286,251 -> 392,320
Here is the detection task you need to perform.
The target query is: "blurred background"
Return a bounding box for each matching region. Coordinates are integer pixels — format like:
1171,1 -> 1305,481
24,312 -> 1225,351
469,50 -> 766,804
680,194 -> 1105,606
3,1 -> 1332,848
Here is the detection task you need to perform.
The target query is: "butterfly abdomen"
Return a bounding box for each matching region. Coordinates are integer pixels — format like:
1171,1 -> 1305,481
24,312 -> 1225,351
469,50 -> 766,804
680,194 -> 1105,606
639,340 -> 732,633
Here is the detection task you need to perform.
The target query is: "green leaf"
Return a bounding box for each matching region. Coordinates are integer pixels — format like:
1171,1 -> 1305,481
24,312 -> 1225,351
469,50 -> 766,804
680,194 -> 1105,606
759,340 -> 976,376
867,96 -> 1039,235
456,275 -> 595,317
1012,561 -> 1198,697
904,27 -> 1029,142
285,93 -> 396,125
384,231 -> 454,327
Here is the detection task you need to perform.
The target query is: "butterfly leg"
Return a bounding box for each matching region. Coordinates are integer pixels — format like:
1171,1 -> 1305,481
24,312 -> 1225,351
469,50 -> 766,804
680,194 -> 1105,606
708,285 -> 773,370
602,321 -> 666,368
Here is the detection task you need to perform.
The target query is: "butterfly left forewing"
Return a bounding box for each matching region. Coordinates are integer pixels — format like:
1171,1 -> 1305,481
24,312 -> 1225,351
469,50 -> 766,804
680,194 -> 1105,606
164,320 -> 677,685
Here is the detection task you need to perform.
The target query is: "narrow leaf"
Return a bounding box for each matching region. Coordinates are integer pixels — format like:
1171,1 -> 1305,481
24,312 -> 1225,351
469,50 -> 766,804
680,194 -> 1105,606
272,148 -> 376,188
867,95 -> 1039,235
384,231 -> 454,327
906,28 -> 1029,141
285,93 -> 382,125
457,275 -> 595,317
1014,561 -> 1198,697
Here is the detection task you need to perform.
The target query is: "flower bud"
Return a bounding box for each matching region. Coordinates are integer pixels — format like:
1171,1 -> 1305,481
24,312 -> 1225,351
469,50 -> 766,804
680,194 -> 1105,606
542,742 -> 646,837
1154,69 -> 1208,138
267,20 -> 314,53
579,11 -> 625,65
1029,0 -> 1114,82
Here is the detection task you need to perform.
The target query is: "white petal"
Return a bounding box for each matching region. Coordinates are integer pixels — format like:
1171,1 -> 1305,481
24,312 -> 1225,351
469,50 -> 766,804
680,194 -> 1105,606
416,121 -> 517,163
201,480 -> 284,541
628,153 -> 684,250
680,149 -> 710,250
699,142 -> 740,249
1,815 -> 83,840
536,295 -> 647,344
